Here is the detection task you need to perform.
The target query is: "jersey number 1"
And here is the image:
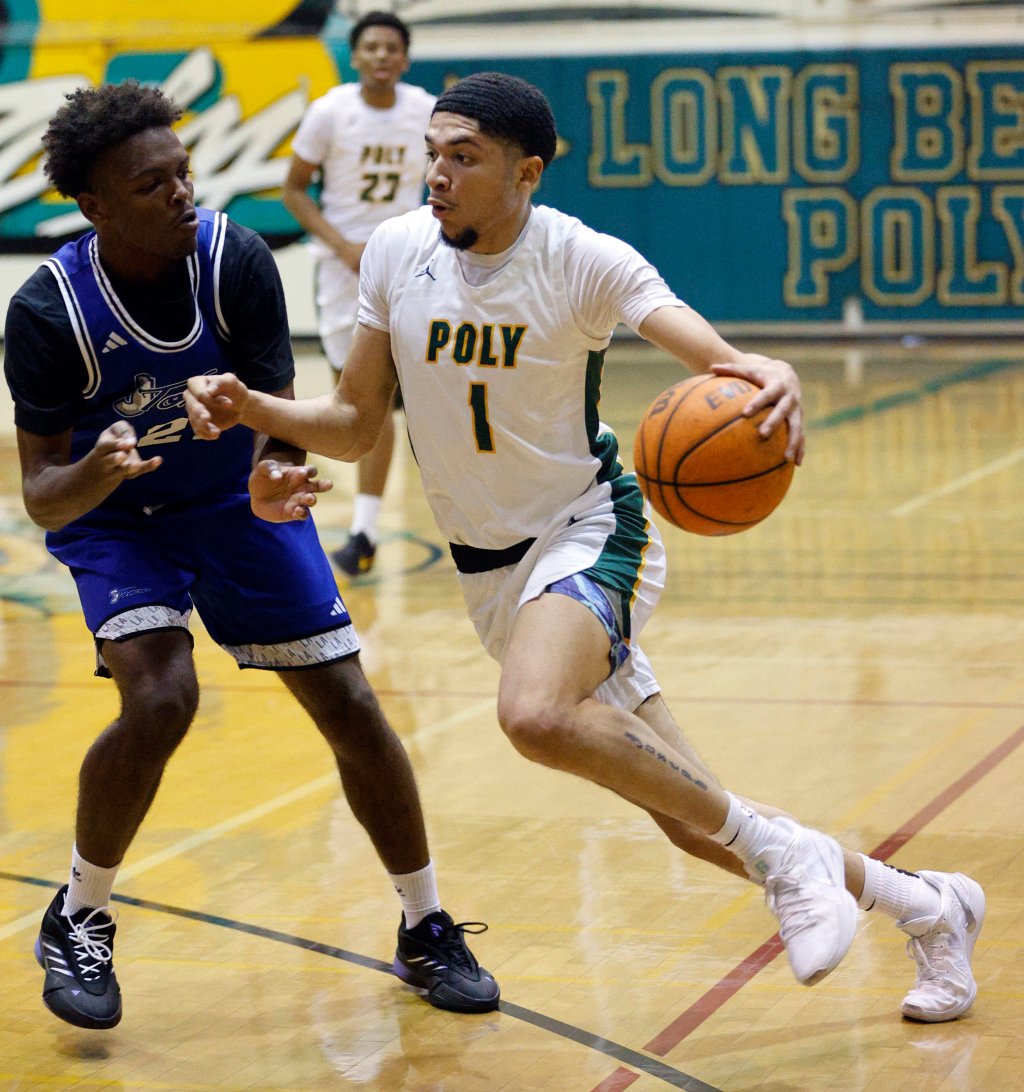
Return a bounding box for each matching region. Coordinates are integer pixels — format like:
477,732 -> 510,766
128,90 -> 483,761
468,382 -> 495,453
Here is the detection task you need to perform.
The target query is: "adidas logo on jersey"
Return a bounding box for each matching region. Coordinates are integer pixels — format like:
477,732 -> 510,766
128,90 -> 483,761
101,331 -> 127,353
329,597 -> 346,617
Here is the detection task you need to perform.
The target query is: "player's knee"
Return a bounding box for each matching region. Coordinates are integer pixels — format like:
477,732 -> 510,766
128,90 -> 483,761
497,696 -> 570,764
120,675 -> 198,756
306,665 -> 389,752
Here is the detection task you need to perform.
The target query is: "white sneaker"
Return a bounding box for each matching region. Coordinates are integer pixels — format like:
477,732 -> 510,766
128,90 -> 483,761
760,818 -> 859,986
899,871 -> 985,1023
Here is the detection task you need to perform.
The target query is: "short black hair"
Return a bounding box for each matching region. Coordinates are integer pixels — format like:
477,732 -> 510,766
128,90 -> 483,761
42,81 -> 183,199
432,73 -> 557,167
349,11 -> 411,51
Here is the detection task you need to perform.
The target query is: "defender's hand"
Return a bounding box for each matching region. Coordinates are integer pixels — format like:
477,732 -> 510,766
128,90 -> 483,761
249,459 -> 333,523
91,420 -> 162,481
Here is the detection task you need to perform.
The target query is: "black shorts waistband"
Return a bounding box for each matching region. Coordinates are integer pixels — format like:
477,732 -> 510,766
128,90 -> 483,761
449,537 -> 536,574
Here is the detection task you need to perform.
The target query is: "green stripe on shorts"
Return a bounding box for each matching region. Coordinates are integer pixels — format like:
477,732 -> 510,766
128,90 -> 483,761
584,432 -> 653,642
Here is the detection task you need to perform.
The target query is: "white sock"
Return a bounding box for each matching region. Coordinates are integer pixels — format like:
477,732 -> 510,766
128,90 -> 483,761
63,844 -> 120,916
707,793 -> 789,883
389,860 -> 441,929
350,494 -> 382,544
857,855 -> 941,926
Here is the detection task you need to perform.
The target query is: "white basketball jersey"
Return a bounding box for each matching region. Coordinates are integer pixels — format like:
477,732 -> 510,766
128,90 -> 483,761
291,82 -> 436,250
359,205 -> 682,549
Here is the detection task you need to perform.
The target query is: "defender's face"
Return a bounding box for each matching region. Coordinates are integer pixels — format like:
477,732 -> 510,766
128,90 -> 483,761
351,26 -> 409,93
81,126 -> 198,274
424,113 -> 539,253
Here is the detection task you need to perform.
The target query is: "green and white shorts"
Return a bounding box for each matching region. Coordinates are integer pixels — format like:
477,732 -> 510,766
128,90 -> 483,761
454,476 -> 665,712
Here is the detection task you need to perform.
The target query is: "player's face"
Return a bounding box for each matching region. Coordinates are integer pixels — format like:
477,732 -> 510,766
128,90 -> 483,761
351,26 -> 409,93
425,113 -> 542,254
79,126 -> 198,280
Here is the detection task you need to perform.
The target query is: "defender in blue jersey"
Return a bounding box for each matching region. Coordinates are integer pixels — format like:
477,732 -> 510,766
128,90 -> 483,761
4,81 -> 498,1030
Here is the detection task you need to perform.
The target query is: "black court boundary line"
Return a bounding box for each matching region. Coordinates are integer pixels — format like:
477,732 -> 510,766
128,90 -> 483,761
0,871 -> 720,1092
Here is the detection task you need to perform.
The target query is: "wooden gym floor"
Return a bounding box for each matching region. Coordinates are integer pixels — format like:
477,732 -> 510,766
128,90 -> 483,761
0,338 -> 1022,1090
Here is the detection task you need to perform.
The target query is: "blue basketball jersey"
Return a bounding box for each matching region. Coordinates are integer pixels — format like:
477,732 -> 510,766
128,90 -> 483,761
44,208 -> 254,510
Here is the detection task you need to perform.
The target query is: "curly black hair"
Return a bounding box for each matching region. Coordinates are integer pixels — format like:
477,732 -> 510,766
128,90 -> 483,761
42,81 -> 183,199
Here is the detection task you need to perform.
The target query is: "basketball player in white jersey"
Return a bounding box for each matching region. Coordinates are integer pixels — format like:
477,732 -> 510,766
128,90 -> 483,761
283,11 -> 435,575
189,73 -> 984,1022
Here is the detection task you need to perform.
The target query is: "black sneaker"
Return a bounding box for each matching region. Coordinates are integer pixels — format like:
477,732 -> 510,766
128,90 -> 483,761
393,910 -> 500,1013
332,532 -> 376,576
34,885 -> 121,1029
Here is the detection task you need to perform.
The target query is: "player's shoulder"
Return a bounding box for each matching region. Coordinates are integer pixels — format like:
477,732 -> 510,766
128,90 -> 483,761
533,204 -> 579,229
4,259 -> 76,351
214,212 -> 269,257
308,82 -> 357,111
364,207 -> 435,274
534,203 -> 598,237
8,260 -> 64,315
536,203 -> 637,259
201,213 -> 280,307
531,204 -> 595,249
397,82 -> 437,109
373,204 -> 435,245
298,83 -> 357,129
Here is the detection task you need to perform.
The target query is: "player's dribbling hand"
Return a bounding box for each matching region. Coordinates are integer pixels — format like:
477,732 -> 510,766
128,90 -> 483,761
92,421 -> 163,480
185,372 -> 250,439
249,459 -> 334,523
710,356 -> 805,465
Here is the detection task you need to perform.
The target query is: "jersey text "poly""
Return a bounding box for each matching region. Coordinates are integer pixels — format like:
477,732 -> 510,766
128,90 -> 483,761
425,321 -> 527,368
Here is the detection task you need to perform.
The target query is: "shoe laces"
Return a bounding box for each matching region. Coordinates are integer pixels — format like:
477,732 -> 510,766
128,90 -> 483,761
67,908 -> 117,982
765,864 -> 821,942
432,920 -> 488,975
906,889 -> 974,985
906,934 -> 954,986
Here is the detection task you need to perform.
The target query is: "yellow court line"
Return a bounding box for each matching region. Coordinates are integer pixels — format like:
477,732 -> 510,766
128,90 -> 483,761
0,773 -> 339,942
890,445 -> 1024,516
835,676 -> 1024,829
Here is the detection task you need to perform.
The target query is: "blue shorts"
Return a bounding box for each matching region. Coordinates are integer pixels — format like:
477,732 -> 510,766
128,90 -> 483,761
46,494 -> 359,674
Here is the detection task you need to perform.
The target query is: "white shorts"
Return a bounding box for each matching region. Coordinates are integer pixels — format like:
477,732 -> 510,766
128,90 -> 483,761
457,481 -> 666,711
315,255 -> 359,369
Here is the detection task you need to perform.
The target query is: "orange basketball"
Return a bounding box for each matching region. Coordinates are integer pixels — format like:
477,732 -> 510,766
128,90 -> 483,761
633,374 -> 795,536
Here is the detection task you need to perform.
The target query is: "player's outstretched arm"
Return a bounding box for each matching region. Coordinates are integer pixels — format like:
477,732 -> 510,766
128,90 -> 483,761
185,372 -> 251,438
186,325 -> 396,461
638,304 -> 805,464
17,420 -> 163,531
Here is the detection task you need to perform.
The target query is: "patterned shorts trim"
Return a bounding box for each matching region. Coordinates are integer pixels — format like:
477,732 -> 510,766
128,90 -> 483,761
546,573 -> 630,674
92,604 -> 360,675
224,624 -> 361,670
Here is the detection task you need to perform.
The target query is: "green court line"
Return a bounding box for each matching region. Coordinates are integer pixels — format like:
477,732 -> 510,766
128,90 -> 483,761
809,357 -> 1024,430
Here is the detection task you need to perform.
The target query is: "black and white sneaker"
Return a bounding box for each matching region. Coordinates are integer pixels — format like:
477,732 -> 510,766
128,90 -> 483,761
332,532 -> 376,576
34,885 -> 121,1029
393,910 -> 500,1013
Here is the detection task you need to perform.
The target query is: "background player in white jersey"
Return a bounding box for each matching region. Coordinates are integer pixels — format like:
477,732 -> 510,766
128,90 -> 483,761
189,73 -> 984,1022
283,11 -> 435,576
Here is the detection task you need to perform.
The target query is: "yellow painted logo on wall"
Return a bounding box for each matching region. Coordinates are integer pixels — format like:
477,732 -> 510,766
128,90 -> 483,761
0,0 -> 347,249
